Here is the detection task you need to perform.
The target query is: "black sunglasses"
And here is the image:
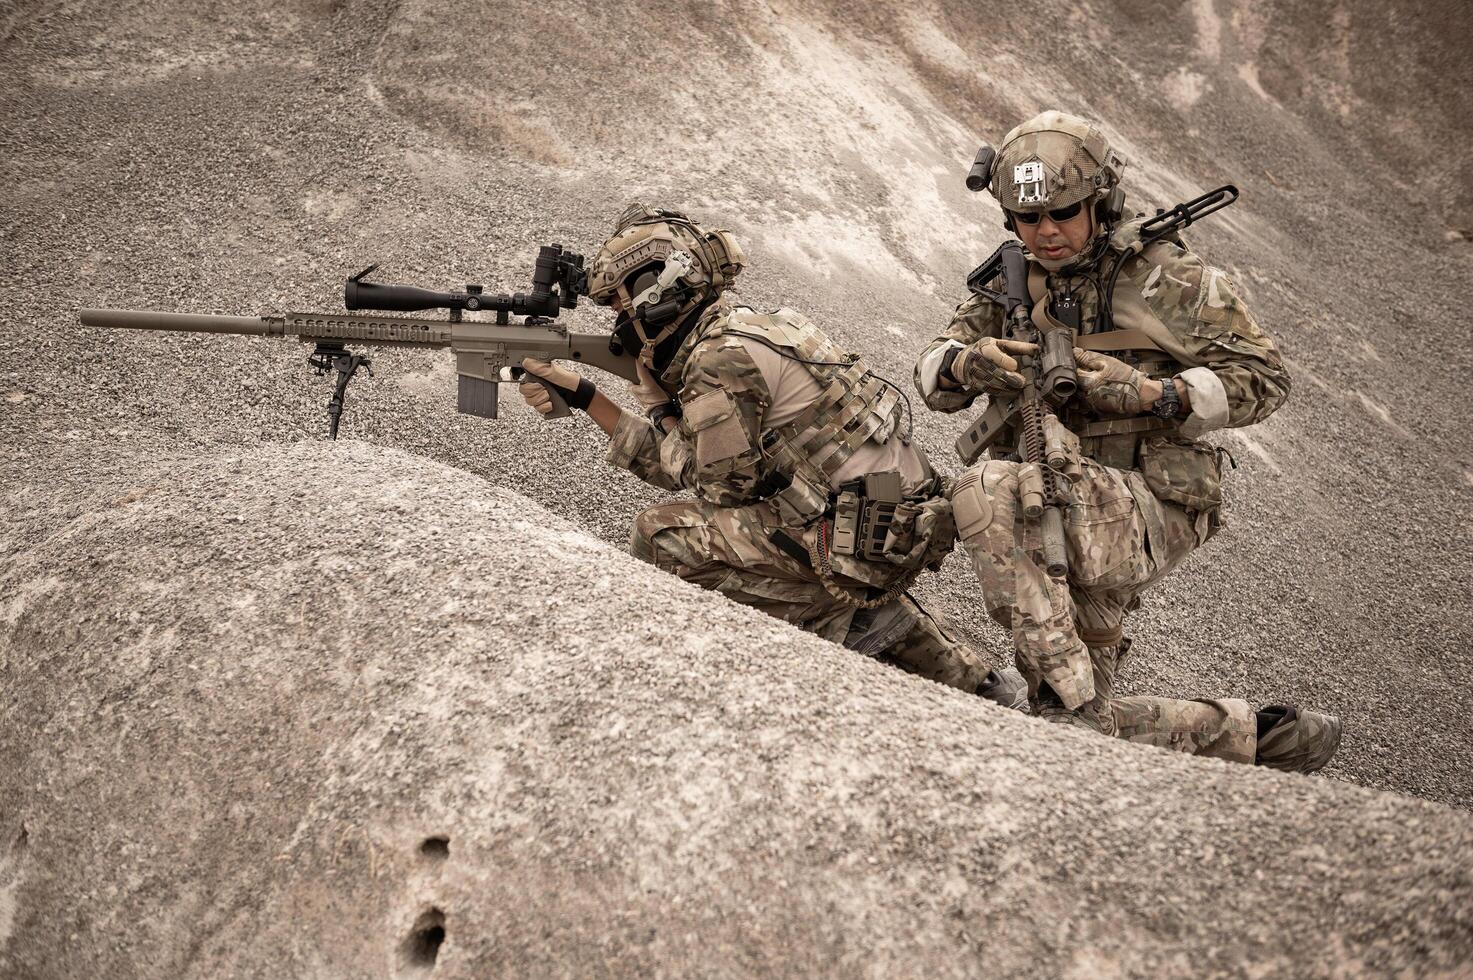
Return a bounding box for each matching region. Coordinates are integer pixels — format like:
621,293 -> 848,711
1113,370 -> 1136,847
1011,201 -> 1084,225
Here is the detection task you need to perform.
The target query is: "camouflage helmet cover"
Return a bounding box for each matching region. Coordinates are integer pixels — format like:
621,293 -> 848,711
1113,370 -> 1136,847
586,204 -> 745,310
991,110 -> 1127,214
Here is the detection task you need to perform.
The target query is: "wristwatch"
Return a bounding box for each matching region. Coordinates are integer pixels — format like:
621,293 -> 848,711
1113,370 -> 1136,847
648,401 -> 682,429
1152,377 -> 1183,419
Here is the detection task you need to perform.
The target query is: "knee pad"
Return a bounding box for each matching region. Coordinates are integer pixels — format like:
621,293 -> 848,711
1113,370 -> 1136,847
630,501 -> 696,564
951,468 -> 993,542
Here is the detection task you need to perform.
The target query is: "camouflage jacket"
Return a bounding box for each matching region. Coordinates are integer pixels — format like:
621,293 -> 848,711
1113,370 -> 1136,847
607,296 -> 913,521
604,297 -> 798,509
914,218 -> 1291,500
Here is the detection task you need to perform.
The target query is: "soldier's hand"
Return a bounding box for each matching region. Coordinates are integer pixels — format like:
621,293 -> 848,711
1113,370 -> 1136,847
949,338 -> 1036,394
519,357 -> 590,416
1074,348 -> 1148,415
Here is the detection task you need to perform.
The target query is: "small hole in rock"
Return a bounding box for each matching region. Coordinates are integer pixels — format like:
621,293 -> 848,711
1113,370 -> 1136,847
419,836 -> 449,861
400,907 -> 445,971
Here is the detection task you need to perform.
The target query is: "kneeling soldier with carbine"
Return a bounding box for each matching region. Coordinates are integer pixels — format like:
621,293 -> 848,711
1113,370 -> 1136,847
915,111 -> 1340,771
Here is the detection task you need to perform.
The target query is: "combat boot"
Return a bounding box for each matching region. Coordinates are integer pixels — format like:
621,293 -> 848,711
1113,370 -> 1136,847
977,666 -> 1029,712
1254,705 -> 1341,773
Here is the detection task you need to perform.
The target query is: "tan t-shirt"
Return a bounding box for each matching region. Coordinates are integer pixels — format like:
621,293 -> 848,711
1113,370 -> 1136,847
738,338 -> 926,489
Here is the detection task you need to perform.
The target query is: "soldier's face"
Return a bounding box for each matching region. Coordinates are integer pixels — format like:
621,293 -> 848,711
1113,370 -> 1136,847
1014,207 -> 1094,262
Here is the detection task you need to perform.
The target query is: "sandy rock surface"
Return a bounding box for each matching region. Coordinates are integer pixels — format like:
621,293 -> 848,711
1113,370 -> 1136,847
3,442 -> 1472,979
2,0 -> 1472,975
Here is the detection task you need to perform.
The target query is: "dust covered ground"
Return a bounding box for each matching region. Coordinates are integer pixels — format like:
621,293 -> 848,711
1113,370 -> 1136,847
2,0 -> 1472,976
3,442 -> 1472,978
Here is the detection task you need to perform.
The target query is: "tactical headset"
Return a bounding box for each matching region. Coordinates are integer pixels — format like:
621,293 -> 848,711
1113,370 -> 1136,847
603,209 -> 745,370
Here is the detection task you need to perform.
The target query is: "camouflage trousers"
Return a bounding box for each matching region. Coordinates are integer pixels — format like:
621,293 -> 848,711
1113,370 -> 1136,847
951,458 -> 1256,764
629,498 -> 993,693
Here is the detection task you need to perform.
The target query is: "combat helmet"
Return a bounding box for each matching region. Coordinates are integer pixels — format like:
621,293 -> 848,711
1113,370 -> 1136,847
587,204 -> 746,368
967,111 -> 1128,266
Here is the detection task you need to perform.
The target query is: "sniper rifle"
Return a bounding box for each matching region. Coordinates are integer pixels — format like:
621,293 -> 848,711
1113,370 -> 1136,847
78,244 -> 640,438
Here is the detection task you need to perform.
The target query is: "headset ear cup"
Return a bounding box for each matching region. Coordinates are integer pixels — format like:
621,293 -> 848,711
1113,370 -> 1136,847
1003,213 -> 1016,233
1105,186 -> 1124,224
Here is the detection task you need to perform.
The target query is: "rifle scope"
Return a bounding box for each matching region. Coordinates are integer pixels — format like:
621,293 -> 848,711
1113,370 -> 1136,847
344,244 -> 588,319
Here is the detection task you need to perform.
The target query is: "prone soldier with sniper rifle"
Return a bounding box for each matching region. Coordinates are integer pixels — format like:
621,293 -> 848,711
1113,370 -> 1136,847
78,227 -> 1030,710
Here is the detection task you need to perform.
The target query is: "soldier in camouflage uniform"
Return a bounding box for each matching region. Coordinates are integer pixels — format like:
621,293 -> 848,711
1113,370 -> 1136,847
520,204 -> 1026,708
915,111 -> 1340,771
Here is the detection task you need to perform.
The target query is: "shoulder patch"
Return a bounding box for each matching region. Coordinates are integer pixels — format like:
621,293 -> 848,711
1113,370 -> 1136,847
1132,242 -> 1206,320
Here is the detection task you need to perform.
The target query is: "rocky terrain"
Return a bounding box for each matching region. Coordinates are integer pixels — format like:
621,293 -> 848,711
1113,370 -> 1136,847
2,0 -> 1471,976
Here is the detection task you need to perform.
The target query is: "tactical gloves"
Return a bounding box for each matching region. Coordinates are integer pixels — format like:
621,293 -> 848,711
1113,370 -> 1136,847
1074,348 -> 1148,415
945,338 -> 1037,395
519,358 -> 595,415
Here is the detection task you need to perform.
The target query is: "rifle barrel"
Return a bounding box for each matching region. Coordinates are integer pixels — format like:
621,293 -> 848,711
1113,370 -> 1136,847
79,308 -> 279,336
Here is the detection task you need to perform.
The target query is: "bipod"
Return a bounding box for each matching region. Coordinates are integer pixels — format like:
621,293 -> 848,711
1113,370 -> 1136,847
308,343 -> 373,440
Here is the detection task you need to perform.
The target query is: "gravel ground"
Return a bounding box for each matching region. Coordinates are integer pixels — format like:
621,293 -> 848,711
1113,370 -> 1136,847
2,0 -> 1471,974
2,441 -> 1471,978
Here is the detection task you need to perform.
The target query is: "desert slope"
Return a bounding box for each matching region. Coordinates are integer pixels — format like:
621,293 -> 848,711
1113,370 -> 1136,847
2,442 -> 1470,978
2,0 -> 1473,974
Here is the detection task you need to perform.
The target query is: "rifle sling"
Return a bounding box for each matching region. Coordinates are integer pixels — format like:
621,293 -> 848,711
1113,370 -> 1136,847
1072,416 -> 1173,438
1024,263 -> 1164,353
1075,329 -> 1163,353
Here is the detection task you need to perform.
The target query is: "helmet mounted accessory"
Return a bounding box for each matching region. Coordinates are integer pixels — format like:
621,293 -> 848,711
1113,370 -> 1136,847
630,248 -> 695,327
967,111 -> 1129,267
589,203 -> 747,372
965,144 -> 996,192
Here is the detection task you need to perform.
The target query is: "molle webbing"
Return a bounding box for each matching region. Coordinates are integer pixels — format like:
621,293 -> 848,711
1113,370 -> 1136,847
717,314 -> 903,526
787,366 -> 900,477
781,363 -> 899,463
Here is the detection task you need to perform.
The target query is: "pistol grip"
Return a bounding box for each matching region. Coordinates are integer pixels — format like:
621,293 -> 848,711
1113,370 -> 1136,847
534,377 -> 571,419
501,366 -> 570,420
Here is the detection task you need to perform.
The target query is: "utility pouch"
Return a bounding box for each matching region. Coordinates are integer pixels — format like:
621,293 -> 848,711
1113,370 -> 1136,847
830,471 -> 903,561
1137,437 -> 1223,512
880,494 -> 958,571
828,471 -> 956,571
